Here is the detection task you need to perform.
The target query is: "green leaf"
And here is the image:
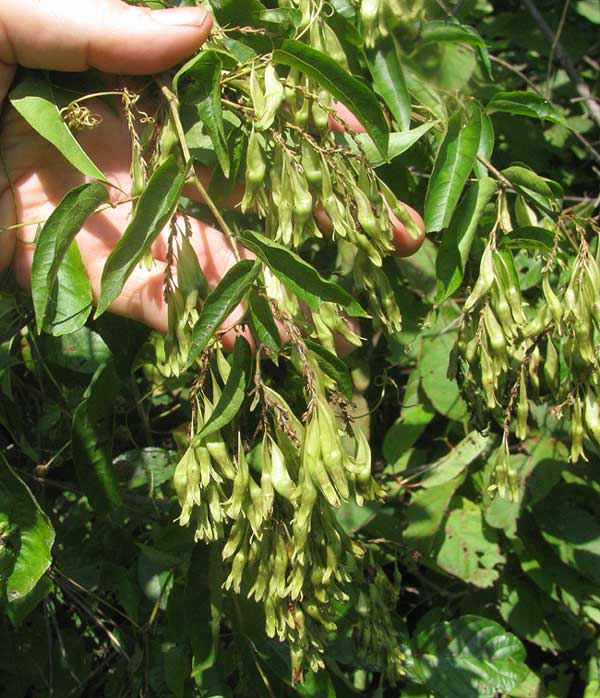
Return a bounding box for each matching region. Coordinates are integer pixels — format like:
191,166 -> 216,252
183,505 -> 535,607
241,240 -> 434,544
436,177 -> 497,302
404,478 -> 464,555
174,50 -> 230,178
71,362 -> 122,513
31,183 -> 108,332
187,260 -> 260,366
420,20 -> 488,47
114,448 -> 176,491
38,326 -> 111,374
501,165 -> 558,214
7,575 -> 53,627
0,455 -> 55,602
383,368 -> 435,465
355,123 -> 433,166
499,575 -> 582,652
305,340 -> 353,401
418,331 -> 467,421
96,156 -> 185,318
247,289 -> 281,354
42,241 -> 93,336
473,112 -> 494,179
487,91 -> 568,127
420,431 -> 496,489
366,37 -> 411,131
424,102 -> 482,232
419,21 -> 492,80
240,230 -> 368,317
209,0 -> 266,26
9,72 -> 110,184
499,226 -> 555,253
273,39 -> 388,158
415,615 -> 529,698
196,336 -> 252,441
434,497 -> 505,588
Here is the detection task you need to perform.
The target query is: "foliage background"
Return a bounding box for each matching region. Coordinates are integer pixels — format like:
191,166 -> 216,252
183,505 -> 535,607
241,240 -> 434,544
0,0 -> 599,696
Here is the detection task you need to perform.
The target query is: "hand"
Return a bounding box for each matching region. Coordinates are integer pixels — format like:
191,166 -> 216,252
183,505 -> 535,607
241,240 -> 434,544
0,0 -> 424,335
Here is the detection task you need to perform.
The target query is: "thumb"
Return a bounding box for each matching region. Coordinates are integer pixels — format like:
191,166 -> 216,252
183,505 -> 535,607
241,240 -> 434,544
0,0 -> 212,75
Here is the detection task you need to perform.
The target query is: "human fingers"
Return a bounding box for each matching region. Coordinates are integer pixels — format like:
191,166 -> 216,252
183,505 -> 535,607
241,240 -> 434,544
0,0 -> 211,79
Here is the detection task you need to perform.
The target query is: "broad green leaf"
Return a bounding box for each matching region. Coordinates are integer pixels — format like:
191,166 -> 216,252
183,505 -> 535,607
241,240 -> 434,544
247,289 -> 281,354
187,260 -> 260,366
113,448 -> 176,491
209,0 -> 266,26
575,0 -> 600,23
533,483 -> 600,584
96,156 -> 185,318
434,497 -> 505,587
42,241 -> 93,336
305,340 -> 353,401
404,478 -> 464,554
499,575 -> 582,652
7,575 -> 53,627
0,455 -> 55,601
424,102 -> 482,232
421,431 -> 496,489
240,230 -> 368,317
366,37 -> 411,131
38,326 -> 111,374
71,362 -> 122,513
196,336 -> 252,441
415,615 -> 529,698
487,91 -> 568,127
355,123 -> 433,166
383,368 -> 435,465
9,72 -> 109,184
174,50 -> 230,177
273,39 -> 388,158
403,64 -> 448,123
185,545 -> 223,681
499,226 -> 555,253
31,183 -> 108,332
418,331 -> 467,421
436,177 -> 497,302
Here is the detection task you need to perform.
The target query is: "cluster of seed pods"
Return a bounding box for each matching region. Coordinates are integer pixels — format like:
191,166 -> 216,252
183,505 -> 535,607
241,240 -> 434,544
458,238 -> 600,499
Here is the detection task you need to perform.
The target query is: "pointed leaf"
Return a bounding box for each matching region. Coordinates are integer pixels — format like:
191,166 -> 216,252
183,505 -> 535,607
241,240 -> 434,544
366,37 -> 411,131
187,260 -> 261,366
436,177 -> 497,302
71,362 -> 122,513
240,230 -> 368,317
31,183 -> 108,332
42,241 -> 93,336
273,39 -> 388,158
425,103 -> 482,232
9,72 -> 110,184
247,289 -> 281,353
487,91 -> 568,127
196,336 -> 252,441
174,50 -> 230,177
96,156 -> 185,318
0,455 -> 55,601
305,339 -> 353,400
355,123 -> 433,166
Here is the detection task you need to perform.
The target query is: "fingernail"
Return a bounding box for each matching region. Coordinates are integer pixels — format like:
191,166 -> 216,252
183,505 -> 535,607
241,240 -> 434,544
152,7 -> 211,29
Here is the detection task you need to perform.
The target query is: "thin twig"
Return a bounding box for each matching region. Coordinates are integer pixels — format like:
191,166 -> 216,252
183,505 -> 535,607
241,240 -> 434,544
522,0 -> 600,128
157,78 -> 241,262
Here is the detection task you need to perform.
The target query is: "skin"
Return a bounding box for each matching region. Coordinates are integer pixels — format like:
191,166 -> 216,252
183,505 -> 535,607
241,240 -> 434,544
0,0 -> 425,338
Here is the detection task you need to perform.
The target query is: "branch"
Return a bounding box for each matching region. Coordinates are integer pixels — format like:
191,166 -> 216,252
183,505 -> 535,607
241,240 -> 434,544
522,0 -> 600,128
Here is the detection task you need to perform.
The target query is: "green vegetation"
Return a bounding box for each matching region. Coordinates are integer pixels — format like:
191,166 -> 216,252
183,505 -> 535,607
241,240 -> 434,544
1,1 -> 598,696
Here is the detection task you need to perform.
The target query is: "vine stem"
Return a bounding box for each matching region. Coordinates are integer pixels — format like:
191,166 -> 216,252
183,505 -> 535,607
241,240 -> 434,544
158,78 -> 241,262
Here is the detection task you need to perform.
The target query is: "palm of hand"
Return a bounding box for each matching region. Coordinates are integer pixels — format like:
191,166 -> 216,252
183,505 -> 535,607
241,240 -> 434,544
0,101 -> 239,333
